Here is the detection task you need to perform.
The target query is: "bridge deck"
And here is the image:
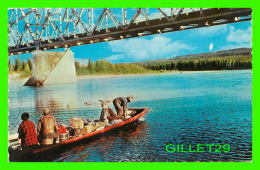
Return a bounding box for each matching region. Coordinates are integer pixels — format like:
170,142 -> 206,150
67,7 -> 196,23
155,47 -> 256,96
8,8 -> 251,55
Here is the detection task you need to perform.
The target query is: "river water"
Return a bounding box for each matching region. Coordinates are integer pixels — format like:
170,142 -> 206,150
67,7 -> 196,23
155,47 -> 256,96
8,70 -> 252,162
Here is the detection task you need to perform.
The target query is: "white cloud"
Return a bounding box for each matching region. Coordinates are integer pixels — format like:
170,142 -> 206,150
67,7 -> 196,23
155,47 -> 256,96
218,25 -> 252,51
209,43 -> 214,51
226,25 -> 252,44
216,25 -> 252,51
105,54 -> 125,61
108,35 -> 193,62
197,24 -> 228,36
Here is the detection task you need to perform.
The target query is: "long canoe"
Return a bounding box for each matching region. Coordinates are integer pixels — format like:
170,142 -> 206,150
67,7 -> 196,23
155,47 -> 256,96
9,107 -> 149,161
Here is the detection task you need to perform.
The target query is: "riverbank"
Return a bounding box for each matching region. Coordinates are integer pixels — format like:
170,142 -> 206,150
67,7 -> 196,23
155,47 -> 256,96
8,69 -> 250,81
8,71 -> 31,81
8,72 -> 21,79
77,70 -> 233,79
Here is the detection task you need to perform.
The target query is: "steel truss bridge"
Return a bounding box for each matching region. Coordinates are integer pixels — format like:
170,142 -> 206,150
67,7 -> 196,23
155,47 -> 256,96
8,8 -> 251,55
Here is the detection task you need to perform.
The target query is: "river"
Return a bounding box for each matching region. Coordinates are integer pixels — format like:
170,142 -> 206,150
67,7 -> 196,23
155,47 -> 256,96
8,70 -> 252,162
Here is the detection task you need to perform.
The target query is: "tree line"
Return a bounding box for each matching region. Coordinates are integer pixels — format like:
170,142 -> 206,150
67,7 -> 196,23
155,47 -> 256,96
8,55 -> 252,78
75,58 -> 150,75
141,56 -> 252,71
8,58 -> 33,77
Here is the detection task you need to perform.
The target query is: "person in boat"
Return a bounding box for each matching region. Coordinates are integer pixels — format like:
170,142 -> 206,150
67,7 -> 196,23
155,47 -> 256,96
17,112 -> 38,150
37,109 -> 59,145
99,102 -> 118,123
112,96 -> 134,119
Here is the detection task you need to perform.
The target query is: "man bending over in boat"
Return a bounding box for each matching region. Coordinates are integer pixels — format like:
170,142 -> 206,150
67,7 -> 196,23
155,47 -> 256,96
37,109 -> 59,146
112,96 -> 135,119
17,112 -> 38,150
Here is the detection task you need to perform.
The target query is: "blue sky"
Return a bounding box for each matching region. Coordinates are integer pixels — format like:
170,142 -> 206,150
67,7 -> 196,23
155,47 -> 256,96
9,20 -> 252,64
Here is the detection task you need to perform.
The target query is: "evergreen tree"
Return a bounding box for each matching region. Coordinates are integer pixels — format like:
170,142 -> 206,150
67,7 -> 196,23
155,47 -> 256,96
14,57 -> 21,71
87,57 -> 93,74
8,58 -> 13,71
27,58 -> 33,71
95,60 -> 100,72
75,61 -> 80,70
21,61 -> 26,71
24,62 -> 30,73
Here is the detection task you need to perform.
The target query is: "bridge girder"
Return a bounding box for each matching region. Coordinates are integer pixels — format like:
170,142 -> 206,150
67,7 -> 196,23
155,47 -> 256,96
8,8 -> 252,56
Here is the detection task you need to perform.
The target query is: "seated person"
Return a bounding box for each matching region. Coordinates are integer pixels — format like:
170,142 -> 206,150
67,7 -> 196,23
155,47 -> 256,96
37,109 -> 59,145
17,112 -> 38,151
99,102 -> 118,123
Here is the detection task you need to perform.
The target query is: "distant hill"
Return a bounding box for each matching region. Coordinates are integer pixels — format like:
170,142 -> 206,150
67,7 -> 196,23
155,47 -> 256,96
134,48 -> 252,65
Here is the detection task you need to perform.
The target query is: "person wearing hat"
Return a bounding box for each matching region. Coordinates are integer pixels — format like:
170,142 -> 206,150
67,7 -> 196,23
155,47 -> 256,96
17,112 -> 38,150
37,109 -> 59,145
112,96 -> 134,119
99,102 -> 118,123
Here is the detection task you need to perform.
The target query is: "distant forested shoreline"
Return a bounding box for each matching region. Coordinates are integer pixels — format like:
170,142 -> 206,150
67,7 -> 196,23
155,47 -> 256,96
8,48 -> 252,78
140,55 -> 252,71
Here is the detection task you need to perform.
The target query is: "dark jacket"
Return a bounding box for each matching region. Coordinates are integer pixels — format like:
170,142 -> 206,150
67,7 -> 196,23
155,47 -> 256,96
113,97 -> 129,113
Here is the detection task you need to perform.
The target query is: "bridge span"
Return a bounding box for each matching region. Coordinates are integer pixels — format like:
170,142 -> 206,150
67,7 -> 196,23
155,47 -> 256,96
8,8 -> 251,56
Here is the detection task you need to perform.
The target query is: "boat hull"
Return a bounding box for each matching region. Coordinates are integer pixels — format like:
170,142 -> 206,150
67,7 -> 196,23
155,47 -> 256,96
9,108 -> 149,162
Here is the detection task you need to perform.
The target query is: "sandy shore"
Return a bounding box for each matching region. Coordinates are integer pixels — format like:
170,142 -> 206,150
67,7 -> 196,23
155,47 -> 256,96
8,73 -> 22,79
77,74 -> 125,80
76,70 -> 235,79
8,70 -> 240,81
8,73 -> 28,83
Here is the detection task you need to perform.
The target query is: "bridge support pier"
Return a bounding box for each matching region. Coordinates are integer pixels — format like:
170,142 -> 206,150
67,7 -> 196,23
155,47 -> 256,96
24,49 -> 76,86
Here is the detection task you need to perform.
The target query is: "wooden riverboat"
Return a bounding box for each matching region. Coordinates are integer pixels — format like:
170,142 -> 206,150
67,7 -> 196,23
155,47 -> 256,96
9,107 -> 149,162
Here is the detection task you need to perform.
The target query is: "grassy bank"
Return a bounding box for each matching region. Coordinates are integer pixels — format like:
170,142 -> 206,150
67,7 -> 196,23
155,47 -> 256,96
8,70 -> 31,79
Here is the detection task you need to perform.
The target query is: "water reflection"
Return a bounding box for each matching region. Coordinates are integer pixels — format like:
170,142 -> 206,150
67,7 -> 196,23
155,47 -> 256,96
29,83 -> 103,129
33,84 -> 79,112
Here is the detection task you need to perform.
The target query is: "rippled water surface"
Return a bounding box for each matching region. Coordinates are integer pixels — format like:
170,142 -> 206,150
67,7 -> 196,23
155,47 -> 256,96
8,70 -> 252,162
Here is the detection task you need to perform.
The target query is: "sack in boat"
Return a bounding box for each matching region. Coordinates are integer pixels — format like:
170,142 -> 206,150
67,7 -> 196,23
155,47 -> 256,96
71,118 -> 84,129
125,110 -> 132,115
42,132 -> 58,139
82,124 -> 95,134
109,119 -> 123,125
96,126 -> 105,131
93,122 -> 106,129
59,133 -> 68,142
41,138 -> 54,145
72,128 -> 82,136
125,110 -> 136,117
